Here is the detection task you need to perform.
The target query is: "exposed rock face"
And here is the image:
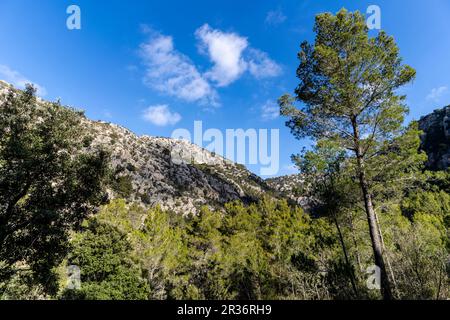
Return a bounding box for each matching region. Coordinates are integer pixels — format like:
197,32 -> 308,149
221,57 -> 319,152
84,120 -> 275,214
0,80 -> 279,214
419,105 -> 450,170
266,174 -> 306,206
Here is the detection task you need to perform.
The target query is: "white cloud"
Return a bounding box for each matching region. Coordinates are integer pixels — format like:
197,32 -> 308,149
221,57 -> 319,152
265,9 -> 287,26
139,26 -> 281,106
195,24 -> 248,87
195,24 -> 282,86
142,104 -> 182,126
247,48 -> 282,79
0,65 -> 47,96
140,32 -> 218,106
426,86 -> 448,102
261,100 -> 280,121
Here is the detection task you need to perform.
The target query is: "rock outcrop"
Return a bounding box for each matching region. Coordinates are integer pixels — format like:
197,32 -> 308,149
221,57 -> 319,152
419,105 -> 450,170
84,119 -> 276,214
0,81 -> 279,214
266,174 -> 306,205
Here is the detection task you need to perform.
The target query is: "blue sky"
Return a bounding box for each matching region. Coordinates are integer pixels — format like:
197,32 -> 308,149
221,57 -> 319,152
1,0 -> 449,177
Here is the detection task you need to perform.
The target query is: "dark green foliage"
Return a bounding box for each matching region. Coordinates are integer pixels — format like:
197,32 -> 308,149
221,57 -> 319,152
126,163 -> 136,172
60,169 -> 449,301
62,220 -> 150,300
112,175 -> 134,198
0,85 -> 110,296
71,199 -> 342,300
139,192 -> 152,205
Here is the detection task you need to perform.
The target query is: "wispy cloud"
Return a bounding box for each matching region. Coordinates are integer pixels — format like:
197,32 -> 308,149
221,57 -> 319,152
0,65 -> 47,96
261,100 -> 280,121
247,48 -> 282,79
195,24 -> 282,86
142,104 -> 181,126
139,26 -> 281,107
195,24 -> 248,87
265,9 -> 287,26
140,31 -> 218,106
426,86 -> 448,102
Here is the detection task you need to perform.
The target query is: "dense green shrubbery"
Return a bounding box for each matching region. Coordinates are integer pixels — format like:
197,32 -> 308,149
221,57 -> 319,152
60,198 -> 335,300
62,220 -> 150,300
59,187 -> 449,300
0,85 -> 110,298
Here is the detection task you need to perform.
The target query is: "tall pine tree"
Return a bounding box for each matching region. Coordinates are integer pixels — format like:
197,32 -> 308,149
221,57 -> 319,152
279,9 -> 416,299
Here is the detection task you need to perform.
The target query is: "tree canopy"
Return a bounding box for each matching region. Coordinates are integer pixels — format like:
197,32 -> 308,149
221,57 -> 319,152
279,9 -> 423,299
0,85 -> 110,295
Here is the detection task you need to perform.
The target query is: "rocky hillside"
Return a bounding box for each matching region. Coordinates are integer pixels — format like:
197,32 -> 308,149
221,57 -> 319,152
4,80 -> 449,215
266,174 -> 305,205
419,105 -> 450,170
84,119 -> 277,214
0,81 -> 280,215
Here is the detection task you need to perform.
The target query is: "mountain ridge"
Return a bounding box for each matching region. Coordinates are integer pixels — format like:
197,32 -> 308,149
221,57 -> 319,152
3,80 -> 448,215
0,80 -> 286,214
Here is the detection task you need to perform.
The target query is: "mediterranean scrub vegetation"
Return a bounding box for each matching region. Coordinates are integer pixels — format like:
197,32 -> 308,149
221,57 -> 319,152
0,9 -> 449,300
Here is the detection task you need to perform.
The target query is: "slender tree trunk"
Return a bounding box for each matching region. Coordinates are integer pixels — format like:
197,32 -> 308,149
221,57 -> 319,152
357,157 -> 393,300
352,118 -> 393,300
436,260 -> 444,300
333,214 -> 359,297
374,209 -> 399,298
348,212 -> 363,272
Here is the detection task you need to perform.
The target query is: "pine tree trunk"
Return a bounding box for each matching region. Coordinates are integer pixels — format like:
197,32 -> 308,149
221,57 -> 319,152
357,160 -> 393,300
333,214 -> 359,297
352,118 -> 393,300
374,209 -> 399,297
